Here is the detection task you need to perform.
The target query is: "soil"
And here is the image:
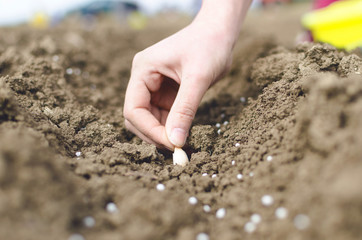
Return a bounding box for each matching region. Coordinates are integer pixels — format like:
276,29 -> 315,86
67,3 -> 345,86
1,4 -> 362,240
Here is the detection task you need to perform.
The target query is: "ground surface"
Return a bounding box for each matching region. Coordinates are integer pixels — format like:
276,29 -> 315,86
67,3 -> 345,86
1,3 -> 362,240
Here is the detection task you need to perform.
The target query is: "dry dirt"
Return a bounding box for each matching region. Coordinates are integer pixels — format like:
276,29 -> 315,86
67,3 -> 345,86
1,4 -> 362,240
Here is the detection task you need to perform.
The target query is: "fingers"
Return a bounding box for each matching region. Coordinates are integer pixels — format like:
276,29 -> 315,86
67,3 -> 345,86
125,119 -> 173,150
165,74 -> 210,147
124,71 -> 174,150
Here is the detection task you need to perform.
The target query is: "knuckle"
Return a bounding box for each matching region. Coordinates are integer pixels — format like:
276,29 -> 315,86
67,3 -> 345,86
124,119 -> 131,130
123,107 -> 132,121
132,51 -> 144,67
175,101 -> 196,121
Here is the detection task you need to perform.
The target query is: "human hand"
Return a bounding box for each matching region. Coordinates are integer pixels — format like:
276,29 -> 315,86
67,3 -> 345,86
123,0 -> 252,151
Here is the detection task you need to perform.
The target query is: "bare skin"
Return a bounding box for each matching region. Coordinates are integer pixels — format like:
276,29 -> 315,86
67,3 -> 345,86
124,0 -> 252,151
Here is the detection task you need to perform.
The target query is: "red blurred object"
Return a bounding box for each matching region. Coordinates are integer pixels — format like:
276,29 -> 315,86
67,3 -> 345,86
313,0 -> 340,9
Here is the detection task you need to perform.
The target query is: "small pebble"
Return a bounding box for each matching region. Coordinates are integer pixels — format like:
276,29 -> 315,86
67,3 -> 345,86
75,151 -> 82,157
52,55 -> 59,62
231,160 -> 235,165
203,205 -> 211,213
66,68 -> 73,75
244,221 -> 256,233
74,68 -> 81,76
82,71 -> 90,79
250,213 -> 262,224
156,183 -> 165,191
249,172 -> 254,177
294,214 -> 310,230
83,216 -> 95,228
240,97 -> 246,103
235,143 -> 240,147
215,123 -> 221,128
217,129 -> 221,135
68,234 -> 85,240
196,233 -> 209,240
266,155 -> 273,162
202,173 -> 208,177
106,202 -> 118,213
216,208 -> 226,219
188,196 -> 198,205
261,195 -> 274,206
90,84 -> 97,90
356,71 -> 361,74
212,174 -> 217,178
275,207 -> 288,219
223,121 -> 229,126
237,174 -> 243,180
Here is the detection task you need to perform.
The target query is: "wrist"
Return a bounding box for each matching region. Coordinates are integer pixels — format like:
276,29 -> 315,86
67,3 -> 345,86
193,0 -> 252,50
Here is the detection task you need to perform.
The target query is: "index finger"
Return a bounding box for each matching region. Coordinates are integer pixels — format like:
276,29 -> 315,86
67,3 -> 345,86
124,73 -> 174,150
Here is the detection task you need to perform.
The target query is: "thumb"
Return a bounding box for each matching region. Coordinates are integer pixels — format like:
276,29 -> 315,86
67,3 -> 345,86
166,75 -> 209,147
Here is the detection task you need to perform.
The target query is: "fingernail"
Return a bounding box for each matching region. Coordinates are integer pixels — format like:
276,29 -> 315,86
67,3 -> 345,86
169,128 -> 187,147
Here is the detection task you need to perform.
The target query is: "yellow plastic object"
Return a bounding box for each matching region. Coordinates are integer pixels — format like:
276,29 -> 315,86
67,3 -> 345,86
127,11 -> 147,30
302,0 -> 362,51
30,12 -> 49,29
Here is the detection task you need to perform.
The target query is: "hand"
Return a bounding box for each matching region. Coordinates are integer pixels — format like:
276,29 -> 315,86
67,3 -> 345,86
123,0 -> 252,150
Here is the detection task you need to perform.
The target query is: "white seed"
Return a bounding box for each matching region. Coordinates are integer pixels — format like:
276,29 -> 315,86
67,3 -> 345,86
75,151 -> 82,157
156,183 -> 165,191
266,155 -> 273,162
66,68 -> 73,75
106,202 -> 118,213
220,113 -> 225,118
203,205 -> 211,213
217,129 -> 221,135
294,214 -> 310,230
212,174 -> 217,178
249,172 -> 254,177
196,233 -> 209,240
261,195 -> 274,206
235,143 -> 240,147
244,221 -> 256,233
173,147 -> 189,167
231,160 -> 235,165
188,196 -> 198,205
250,213 -> 262,224
215,123 -> 221,128
355,71 -> 361,74
223,121 -> 229,126
202,173 -> 208,176
240,97 -> 246,103
275,207 -> 288,219
216,208 -> 226,219
237,174 -> 243,180
68,234 -> 85,240
83,216 -> 95,228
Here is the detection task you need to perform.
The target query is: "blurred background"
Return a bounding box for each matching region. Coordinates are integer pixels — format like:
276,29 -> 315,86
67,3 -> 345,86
0,0 -> 200,26
0,0 -> 361,51
0,0 -> 307,27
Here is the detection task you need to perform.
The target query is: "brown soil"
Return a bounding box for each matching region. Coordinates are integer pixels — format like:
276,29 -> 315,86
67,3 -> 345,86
1,4 -> 362,240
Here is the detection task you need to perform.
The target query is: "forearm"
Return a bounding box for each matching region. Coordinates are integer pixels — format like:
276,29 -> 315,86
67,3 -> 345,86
193,0 -> 252,50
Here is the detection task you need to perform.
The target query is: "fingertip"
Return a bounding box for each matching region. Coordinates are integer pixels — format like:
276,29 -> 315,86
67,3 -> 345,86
168,128 -> 187,148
